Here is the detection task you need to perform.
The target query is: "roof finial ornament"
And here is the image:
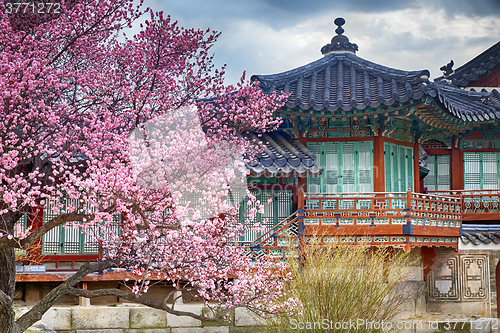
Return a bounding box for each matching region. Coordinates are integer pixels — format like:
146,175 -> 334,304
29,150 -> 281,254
334,17 -> 345,35
321,17 -> 358,56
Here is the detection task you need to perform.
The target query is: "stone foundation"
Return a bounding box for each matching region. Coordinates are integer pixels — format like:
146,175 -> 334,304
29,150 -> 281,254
18,305 -> 263,333
20,305 -> 500,333
425,248 -> 492,318
17,247 -> 500,332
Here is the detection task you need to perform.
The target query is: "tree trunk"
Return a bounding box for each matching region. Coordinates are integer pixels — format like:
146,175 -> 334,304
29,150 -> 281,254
0,247 -> 17,333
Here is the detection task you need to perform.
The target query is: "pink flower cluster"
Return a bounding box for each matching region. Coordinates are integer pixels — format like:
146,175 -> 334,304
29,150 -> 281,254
0,0 -> 294,316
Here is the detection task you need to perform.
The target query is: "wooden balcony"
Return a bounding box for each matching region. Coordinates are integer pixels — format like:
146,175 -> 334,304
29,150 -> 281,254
302,190 -> 461,250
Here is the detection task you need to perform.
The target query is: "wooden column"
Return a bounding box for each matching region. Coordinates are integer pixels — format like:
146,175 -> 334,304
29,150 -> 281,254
450,148 -> 463,190
413,142 -> 421,193
298,176 -> 307,209
421,246 -> 436,281
373,135 -> 385,192
26,205 -> 44,265
78,281 -> 90,306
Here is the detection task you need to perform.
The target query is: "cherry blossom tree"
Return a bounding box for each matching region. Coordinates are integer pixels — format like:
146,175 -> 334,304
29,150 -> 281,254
0,1 -> 292,332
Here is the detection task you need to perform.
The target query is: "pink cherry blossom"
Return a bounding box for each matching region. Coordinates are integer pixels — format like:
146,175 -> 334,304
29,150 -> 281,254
0,2 -> 293,332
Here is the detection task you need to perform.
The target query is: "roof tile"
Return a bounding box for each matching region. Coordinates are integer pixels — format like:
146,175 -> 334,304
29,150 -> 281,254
246,132 -> 322,178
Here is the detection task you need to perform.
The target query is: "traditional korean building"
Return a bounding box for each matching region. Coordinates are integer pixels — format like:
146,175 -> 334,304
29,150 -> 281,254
242,18 -> 500,318
15,18 -> 500,318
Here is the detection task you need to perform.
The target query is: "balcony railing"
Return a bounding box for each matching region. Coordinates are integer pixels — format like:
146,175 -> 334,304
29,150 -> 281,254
429,190 -> 500,216
18,190 -> 500,270
302,190 -> 461,249
239,190 -> 466,257
304,191 -> 461,227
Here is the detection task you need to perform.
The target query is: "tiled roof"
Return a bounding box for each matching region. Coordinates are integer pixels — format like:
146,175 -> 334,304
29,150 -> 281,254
250,19 -> 500,124
426,83 -> 500,122
252,53 -> 500,122
435,41 -> 500,87
251,52 -> 430,113
460,224 -> 500,245
245,132 -> 322,177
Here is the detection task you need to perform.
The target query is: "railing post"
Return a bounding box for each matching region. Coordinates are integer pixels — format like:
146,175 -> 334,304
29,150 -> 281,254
406,188 -> 412,210
458,193 -> 463,229
403,188 -> 413,237
297,207 -> 305,257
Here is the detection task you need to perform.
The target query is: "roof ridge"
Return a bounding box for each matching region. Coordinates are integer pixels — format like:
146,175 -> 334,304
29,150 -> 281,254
435,41 -> 500,86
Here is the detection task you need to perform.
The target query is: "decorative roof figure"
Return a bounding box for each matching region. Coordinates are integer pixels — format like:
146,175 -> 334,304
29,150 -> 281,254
435,41 -> 500,87
321,17 -> 358,55
440,60 -> 454,76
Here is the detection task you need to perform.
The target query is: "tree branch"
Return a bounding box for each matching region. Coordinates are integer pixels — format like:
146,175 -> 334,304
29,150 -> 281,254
0,211 -> 91,251
15,260 -> 115,333
21,211 -> 91,249
0,202 -> 116,251
48,4 -> 120,66
65,287 -> 225,322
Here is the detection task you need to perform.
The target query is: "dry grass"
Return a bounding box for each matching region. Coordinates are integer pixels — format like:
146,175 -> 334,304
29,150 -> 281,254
266,241 -> 418,333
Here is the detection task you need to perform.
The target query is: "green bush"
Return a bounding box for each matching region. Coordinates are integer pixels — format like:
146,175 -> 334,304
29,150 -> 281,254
266,242 -> 417,333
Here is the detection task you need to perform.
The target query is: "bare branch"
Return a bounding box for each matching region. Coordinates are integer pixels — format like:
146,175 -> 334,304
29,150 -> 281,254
15,260 -> 115,333
66,287 -> 223,322
48,4 -> 121,66
0,211 -> 90,251
0,202 -> 117,251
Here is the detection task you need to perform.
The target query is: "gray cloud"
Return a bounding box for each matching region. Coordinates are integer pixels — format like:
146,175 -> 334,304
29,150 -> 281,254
146,0 -> 500,85
159,0 -> 500,28
424,0 -> 500,18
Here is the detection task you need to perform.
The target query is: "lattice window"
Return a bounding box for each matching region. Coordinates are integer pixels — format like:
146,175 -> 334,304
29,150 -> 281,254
324,142 -> 339,193
384,142 -> 414,192
239,190 -> 293,242
42,197 -> 120,255
14,214 -> 27,257
307,141 -> 373,193
307,142 -> 322,193
424,155 -> 450,191
464,152 -> 500,190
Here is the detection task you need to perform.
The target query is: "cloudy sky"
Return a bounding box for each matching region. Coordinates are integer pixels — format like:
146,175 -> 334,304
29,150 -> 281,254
145,0 -> 500,85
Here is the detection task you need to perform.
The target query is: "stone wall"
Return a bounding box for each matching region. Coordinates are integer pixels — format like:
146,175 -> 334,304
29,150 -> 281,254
18,305 -> 264,333
484,249 -> 500,318
395,248 -> 427,319
425,248 -> 492,318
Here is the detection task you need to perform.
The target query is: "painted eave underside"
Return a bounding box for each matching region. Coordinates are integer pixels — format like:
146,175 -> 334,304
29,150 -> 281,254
245,131 -> 322,178
251,52 -> 430,113
460,224 -> 500,245
435,41 -> 500,88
